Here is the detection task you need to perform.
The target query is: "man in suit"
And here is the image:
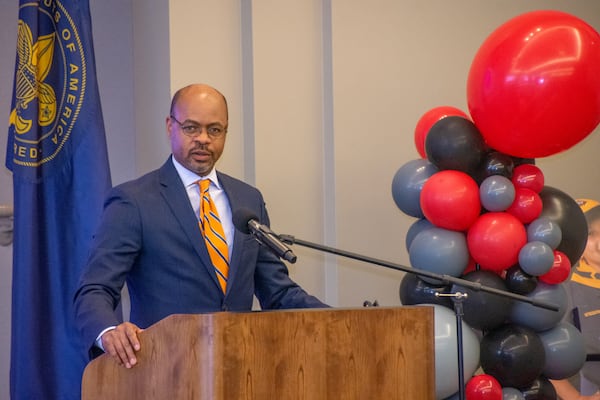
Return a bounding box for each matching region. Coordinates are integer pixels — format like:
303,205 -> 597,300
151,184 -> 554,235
74,83 -> 327,369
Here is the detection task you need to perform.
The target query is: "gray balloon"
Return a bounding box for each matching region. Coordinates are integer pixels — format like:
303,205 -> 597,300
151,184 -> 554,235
480,175 -> 516,212
539,321 -> 586,379
518,241 -> 555,276
423,304 -> 480,400
502,387 -> 525,400
405,218 -> 434,252
526,217 -> 562,250
409,227 -> 469,284
509,282 -> 568,332
391,158 -> 438,218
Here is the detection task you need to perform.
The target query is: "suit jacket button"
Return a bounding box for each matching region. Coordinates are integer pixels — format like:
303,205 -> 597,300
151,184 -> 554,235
222,304 -> 229,311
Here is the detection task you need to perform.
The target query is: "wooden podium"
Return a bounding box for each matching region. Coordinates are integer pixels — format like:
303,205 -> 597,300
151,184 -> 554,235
82,307 -> 434,399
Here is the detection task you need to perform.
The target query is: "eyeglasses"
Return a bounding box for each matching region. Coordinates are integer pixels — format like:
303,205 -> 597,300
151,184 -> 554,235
170,115 -> 227,139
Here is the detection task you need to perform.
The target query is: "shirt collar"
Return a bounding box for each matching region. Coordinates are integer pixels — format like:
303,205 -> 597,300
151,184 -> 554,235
171,156 -> 221,189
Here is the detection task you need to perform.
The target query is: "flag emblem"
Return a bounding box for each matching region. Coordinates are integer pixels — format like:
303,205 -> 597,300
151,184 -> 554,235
8,1 -> 86,168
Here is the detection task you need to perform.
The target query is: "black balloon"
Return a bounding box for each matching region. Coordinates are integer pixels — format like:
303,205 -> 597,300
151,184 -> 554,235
399,273 -> 453,309
479,151 -> 515,181
505,265 -> 538,295
480,324 -> 545,389
512,157 -> 536,167
521,376 -> 557,400
452,270 -> 511,331
425,116 -> 487,176
539,186 -> 587,265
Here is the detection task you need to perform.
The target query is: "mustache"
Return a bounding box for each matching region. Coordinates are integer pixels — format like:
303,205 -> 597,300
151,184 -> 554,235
190,144 -> 210,152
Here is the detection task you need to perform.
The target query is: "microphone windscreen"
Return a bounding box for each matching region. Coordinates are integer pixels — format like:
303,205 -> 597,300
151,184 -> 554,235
232,208 -> 259,234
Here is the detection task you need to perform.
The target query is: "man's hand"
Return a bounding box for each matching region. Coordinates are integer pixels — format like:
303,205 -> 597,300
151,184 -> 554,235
101,322 -> 143,368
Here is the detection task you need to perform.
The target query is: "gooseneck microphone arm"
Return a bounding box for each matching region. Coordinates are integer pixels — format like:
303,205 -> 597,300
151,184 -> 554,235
278,234 -> 559,312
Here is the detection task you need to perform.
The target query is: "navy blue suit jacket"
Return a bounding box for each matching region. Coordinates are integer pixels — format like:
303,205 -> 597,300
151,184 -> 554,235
74,157 -> 326,356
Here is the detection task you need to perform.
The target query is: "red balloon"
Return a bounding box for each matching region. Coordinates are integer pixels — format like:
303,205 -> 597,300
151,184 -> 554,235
420,170 -> 481,231
539,250 -> 571,284
414,106 -> 469,158
506,187 -> 543,224
468,212 -> 527,271
512,164 -> 545,193
467,11 -> 600,158
466,374 -> 503,400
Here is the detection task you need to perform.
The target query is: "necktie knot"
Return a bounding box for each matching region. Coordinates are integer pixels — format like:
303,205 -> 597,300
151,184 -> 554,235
199,179 -> 210,193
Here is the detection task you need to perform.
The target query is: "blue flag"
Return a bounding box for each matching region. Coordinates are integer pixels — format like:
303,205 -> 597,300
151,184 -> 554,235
6,1 -> 111,398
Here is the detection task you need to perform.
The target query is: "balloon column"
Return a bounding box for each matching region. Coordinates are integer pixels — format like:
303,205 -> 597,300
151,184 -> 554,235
392,10 -> 600,400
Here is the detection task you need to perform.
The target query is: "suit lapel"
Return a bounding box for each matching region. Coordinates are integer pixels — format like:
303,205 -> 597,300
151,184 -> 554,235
158,159 -> 223,292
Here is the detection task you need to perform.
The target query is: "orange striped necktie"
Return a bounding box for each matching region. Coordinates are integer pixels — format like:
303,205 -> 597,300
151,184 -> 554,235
198,179 -> 229,293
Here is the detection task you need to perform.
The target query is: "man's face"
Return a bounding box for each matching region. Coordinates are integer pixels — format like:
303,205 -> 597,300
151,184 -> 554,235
584,219 -> 600,269
167,87 -> 228,176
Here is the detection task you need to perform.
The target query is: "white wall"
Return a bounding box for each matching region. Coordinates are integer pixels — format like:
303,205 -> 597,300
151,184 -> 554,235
2,1 -> 600,397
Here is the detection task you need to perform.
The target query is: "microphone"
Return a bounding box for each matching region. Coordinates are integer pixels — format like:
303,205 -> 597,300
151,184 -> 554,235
232,208 -> 297,263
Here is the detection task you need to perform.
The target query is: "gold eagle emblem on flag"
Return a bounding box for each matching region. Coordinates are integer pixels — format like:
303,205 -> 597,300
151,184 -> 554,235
9,20 -> 57,135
